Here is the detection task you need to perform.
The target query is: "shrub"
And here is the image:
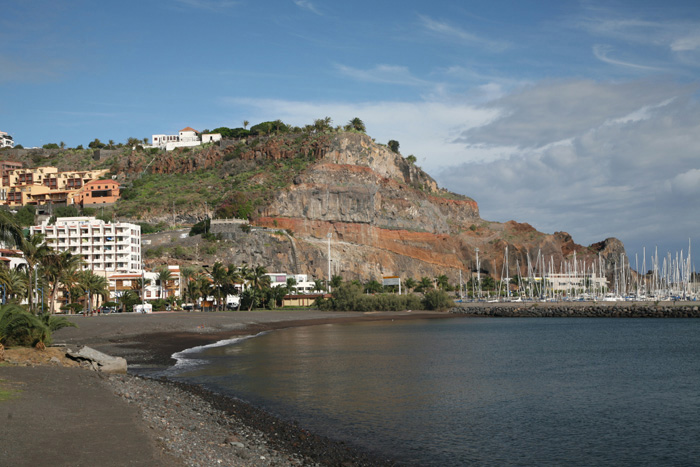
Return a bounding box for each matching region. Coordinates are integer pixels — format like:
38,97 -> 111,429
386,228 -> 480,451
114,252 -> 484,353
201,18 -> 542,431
317,282 -> 424,311
422,290 -> 453,310
0,304 -> 76,347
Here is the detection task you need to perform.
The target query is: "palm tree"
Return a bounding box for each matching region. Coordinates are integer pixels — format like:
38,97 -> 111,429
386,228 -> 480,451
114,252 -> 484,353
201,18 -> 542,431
243,120 -> 249,130
0,211 -> 25,249
417,276 -> 433,293
364,279 -> 382,294
404,277 -> 417,293
0,267 -> 27,304
119,290 -> 140,312
156,266 -> 172,301
79,271 -> 109,313
181,265 -> 197,303
435,274 -> 450,291
186,279 -> 202,308
313,279 -> 325,293
246,265 -> 269,311
210,262 -> 229,311
346,117 -> 366,133
42,251 -> 83,314
330,275 -> 343,290
19,233 -> 52,314
286,277 -> 297,295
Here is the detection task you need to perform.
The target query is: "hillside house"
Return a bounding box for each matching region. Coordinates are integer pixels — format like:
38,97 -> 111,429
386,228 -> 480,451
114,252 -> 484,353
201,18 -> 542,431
148,127 -> 221,151
0,131 -> 14,148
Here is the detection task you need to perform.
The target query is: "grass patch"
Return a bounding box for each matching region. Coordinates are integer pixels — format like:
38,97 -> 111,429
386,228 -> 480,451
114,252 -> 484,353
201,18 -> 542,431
0,380 -> 19,402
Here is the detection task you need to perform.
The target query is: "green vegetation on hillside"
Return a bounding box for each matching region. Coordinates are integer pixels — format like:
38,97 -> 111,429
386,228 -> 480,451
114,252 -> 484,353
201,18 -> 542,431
115,131 -> 328,220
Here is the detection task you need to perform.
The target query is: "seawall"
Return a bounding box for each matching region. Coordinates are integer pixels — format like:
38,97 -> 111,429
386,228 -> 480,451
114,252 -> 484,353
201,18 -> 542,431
451,302 -> 700,318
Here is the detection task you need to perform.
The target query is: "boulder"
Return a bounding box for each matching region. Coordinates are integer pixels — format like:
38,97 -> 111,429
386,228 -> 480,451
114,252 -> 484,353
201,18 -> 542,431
66,346 -> 127,374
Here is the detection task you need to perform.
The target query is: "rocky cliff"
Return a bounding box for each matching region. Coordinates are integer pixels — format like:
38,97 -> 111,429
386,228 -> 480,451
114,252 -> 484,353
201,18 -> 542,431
108,130 -> 626,283
223,133 -> 625,282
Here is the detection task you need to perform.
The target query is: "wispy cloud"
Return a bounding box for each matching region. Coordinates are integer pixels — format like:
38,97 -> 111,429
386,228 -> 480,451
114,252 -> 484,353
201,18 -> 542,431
671,34 -> 700,52
335,64 -> 431,86
419,15 -> 509,52
593,44 -> 668,71
577,7 -> 700,60
293,0 -> 321,15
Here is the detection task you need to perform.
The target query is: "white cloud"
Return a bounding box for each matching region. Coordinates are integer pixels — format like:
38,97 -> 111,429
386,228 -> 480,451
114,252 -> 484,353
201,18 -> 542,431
436,80 -> 700,257
293,0 -> 321,15
224,97 -> 500,168
671,34 -> 700,52
224,79 -> 700,260
418,15 -> 510,52
335,64 -> 431,86
593,44 -> 668,71
456,79 -> 691,148
671,169 -> 700,196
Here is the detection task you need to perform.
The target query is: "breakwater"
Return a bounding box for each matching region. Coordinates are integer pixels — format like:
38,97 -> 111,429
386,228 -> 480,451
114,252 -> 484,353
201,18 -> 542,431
451,302 -> 700,318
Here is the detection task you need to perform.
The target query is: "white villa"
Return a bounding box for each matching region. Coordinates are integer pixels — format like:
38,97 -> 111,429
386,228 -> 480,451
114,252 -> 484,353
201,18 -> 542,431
148,127 -> 221,151
0,130 -> 14,148
266,273 -> 318,293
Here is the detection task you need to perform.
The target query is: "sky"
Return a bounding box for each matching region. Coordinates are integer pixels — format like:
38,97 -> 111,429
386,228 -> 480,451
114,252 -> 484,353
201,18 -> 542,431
3,0 -> 700,270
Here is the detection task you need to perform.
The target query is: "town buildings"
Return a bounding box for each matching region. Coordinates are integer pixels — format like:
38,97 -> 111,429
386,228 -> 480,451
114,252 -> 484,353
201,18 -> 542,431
148,127 -> 221,151
107,265 -> 181,304
31,216 -> 141,274
0,165 -> 118,207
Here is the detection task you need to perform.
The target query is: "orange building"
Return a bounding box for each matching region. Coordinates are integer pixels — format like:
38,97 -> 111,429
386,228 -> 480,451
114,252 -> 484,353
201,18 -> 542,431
73,179 -> 120,206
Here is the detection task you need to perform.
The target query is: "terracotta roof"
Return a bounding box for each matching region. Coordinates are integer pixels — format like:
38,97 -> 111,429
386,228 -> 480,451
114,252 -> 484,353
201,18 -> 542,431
179,127 -> 198,133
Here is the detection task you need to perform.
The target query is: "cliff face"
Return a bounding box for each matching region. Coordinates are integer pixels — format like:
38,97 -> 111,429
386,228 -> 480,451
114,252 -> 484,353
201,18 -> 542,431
244,133 -> 625,282
118,131 -> 625,282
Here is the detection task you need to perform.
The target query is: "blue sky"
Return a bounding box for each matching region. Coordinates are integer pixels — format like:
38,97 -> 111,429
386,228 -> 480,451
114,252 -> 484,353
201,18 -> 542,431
3,0 -> 700,268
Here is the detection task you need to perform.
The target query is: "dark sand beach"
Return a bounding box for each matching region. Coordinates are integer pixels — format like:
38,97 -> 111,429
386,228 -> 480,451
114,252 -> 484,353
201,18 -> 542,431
1,310 -> 450,466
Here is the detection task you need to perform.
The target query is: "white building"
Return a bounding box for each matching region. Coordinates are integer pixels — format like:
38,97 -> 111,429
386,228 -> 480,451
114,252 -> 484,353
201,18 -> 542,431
0,130 -> 14,148
31,217 -> 141,273
265,273 -> 318,293
149,127 -> 221,151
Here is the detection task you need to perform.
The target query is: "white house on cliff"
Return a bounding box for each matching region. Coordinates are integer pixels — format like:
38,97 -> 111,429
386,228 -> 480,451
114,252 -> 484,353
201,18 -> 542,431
148,127 -> 221,151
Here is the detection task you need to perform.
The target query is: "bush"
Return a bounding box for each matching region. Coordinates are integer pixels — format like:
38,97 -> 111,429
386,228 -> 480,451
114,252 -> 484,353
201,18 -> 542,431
0,304 -> 76,347
189,218 -> 210,236
422,290 -> 453,310
317,282 -> 424,311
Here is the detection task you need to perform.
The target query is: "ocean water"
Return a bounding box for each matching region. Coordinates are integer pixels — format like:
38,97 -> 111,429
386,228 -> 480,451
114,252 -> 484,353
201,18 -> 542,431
165,318 -> 700,466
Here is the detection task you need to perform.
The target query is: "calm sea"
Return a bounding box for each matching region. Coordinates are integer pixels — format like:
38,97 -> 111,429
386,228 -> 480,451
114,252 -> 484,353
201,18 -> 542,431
163,318 -> 700,466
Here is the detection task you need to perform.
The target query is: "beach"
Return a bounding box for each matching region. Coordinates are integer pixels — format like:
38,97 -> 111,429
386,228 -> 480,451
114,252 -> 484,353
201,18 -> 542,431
1,310 -> 449,466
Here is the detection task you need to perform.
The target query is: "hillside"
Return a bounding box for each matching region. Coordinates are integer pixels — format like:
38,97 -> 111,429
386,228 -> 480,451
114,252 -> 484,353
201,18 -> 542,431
3,131 -> 626,283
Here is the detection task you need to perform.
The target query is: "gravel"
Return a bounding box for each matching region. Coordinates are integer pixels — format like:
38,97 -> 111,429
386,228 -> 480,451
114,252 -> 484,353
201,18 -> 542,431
105,373 -> 396,467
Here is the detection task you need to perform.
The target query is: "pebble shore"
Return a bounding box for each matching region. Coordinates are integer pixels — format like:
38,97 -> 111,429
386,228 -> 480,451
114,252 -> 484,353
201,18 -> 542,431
105,373 -> 394,467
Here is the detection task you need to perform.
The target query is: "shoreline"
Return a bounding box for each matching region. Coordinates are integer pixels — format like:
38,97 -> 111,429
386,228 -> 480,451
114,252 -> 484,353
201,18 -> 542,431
49,310 -> 454,466
9,304 -> 698,466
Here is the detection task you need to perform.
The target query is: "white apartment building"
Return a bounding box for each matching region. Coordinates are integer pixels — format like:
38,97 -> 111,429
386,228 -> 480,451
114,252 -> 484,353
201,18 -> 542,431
0,130 -> 14,148
31,217 -> 141,273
